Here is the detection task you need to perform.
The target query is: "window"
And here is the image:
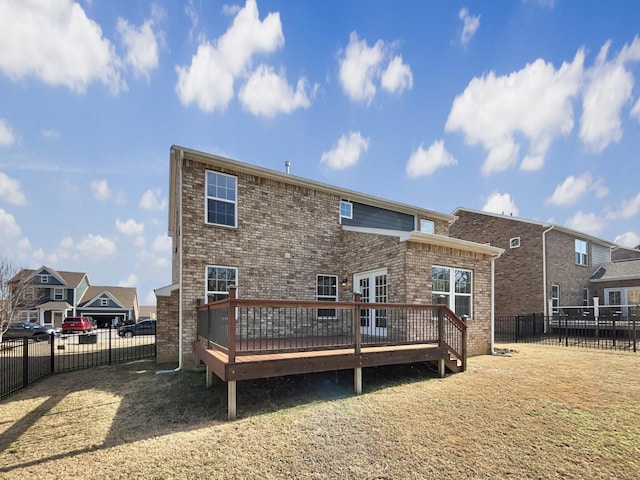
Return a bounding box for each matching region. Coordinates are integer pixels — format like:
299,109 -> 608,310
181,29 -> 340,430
53,288 -> 64,301
206,171 -> 237,227
317,275 -> 337,318
510,237 -> 521,249
40,274 -> 49,284
551,284 -> 560,314
101,298 -> 109,306
432,266 -> 473,318
339,201 -> 353,220
575,239 -> 587,266
419,219 -> 435,234
206,266 -> 237,301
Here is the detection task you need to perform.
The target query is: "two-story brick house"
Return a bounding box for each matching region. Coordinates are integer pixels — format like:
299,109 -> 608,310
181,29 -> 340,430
155,146 -> 503,368
449,208 -> 618,317
12,266 -> 139,327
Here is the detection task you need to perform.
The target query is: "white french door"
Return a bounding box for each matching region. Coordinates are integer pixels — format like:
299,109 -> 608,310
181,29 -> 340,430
355,269 -> 388,338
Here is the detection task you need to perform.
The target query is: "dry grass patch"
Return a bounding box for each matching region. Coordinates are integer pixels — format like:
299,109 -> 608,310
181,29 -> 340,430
0,345 -> 638,479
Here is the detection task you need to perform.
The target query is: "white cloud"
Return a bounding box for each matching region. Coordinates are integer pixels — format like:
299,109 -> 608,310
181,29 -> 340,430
75,234 -> 117,259
580,38 -> 640,152
482,192 -> 520,216
546,172 -> 599,206
152,235 -> 172,253
381,56 -> 413,94
144,289 -> 157,305
118,273 -> 138,288
338,32 -> 412,104
139,188 -> 167,210
41,129 -> 60,139
0,171 -> 26,205
614,231 -> 640,248
0,0 -> 125,94
91,179 -> 111,201
0,208 -> 22,246
565,211 -> 607,236
446,50 -> 584,175
116,15 -> 161,80
406,140 -> 457,178
320,132 -> 369,170
115,218 -> 144,236
459,8 -> 480,47
239,65 -> 315,117
175,0 -> 284,112
0,119 -> 16,146
185,0 -> 199,41
606,192 -> 640,220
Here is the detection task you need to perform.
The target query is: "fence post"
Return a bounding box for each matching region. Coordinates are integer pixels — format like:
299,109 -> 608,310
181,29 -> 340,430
612,316 -> 617,349
109,323 -> 113,364
353,292 -> 362,354
50,333 -> 55,373
22,337 -> 29,389
515,315 -> 520,343
633,317 -> 637,353
228,285 -> 237,363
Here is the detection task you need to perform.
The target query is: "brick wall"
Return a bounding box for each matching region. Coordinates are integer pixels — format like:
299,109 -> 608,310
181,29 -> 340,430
156,288 -> 179,363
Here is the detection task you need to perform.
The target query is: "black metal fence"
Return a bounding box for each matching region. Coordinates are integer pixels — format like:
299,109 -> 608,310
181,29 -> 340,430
1,327 -> 156,400
495,314 -> 638,352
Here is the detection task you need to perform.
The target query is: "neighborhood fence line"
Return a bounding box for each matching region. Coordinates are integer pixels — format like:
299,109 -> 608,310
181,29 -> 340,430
495,313 -> 638,352
0,327 -> 156,400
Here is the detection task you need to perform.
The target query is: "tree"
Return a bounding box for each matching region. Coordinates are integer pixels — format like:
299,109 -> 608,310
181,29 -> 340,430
0,257 -> 32,340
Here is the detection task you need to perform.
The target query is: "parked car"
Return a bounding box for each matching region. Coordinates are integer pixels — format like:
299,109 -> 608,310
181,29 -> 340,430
61,316 -> 95,334
118,320 -> 156,337
2,322 -> 61,340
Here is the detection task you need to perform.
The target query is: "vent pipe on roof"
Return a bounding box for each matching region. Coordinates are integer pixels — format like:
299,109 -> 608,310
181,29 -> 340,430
285,161 -> 291,174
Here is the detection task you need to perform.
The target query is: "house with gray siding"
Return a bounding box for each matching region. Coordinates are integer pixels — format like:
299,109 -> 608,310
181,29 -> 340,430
155,146 -> 503,368
449,208 -> 618,317
12,266 -> 139,328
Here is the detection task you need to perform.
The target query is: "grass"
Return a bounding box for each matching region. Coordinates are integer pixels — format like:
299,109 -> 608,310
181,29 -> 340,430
0,344 -> 638,479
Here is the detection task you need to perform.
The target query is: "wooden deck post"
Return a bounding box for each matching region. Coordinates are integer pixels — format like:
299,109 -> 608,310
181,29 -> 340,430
354,367 -> 362,394
228,380 -> 237,421
206,365 -> 213,388
437,359 -> 445,378
228,285 -> 237,363
353,292 -> 362,354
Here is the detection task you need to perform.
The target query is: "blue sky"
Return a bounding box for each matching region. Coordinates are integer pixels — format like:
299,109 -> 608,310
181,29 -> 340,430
1,0 -> 640,305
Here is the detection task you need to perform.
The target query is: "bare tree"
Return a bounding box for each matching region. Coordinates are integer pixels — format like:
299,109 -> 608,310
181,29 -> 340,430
0,257 -> 32,340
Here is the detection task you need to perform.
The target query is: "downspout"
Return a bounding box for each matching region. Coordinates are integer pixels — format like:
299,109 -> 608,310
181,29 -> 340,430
542,226 -> 554,318
157,148 -> 184,374
491,249 -> 503,355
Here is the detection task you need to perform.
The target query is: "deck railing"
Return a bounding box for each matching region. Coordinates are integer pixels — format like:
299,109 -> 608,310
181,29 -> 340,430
196,288 -> 467,364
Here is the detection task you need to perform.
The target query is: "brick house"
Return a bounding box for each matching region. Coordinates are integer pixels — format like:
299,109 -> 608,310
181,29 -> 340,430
11,266 -> 139,328
449,208 -> 618,317
591,257 -> 640,317
155,146 -> 503,368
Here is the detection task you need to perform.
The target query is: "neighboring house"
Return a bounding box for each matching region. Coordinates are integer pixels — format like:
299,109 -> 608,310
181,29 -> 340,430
155,146 -> 503,368
139,305 -> 157,321
449,208 -> 618,317
591,258 -> 640,317
11,266 -> 139,328
612,245 -> 640,261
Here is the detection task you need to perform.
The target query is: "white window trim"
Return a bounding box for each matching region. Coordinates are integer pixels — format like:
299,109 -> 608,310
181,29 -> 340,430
205,170 -> 238,228
509,237 -> 521,249
316,274 -> 338,319
339,200 -> 353,220
575,239 -> 588,266
432,265 -> 473,319
419,219 -> 435,235
40,274 -> 49,284
205,265 -> 238,301
101,298 -> 109,306
53,288 -> 64,301
551,284 -> 560,314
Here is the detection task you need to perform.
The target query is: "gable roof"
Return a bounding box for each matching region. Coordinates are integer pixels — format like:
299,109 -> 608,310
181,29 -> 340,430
591,259 -> 640,282
14,266 -> 88,288
79,286 -> 137,308
452,207 -> 618,249
169,146 -> 456,237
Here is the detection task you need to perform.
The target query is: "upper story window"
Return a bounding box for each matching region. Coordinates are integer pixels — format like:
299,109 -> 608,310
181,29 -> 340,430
432,266 -> 473,318
339,201 -> 353,220
101,298 -> 109,306
40,274 -> 49,284
317,275 -> 337,318
551,284 -> 560,314
510,237 -> 521,249
575,239 -> 588,266
206,265 -> 237,302
419,219 -> 435,234
53,288 -> 64,301
206,171 -> 237,227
